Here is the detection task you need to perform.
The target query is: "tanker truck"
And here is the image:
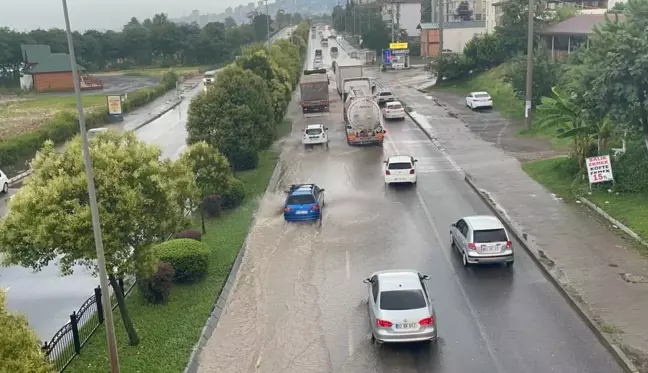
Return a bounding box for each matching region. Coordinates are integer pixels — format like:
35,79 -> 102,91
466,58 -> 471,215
344,88 -> 385,146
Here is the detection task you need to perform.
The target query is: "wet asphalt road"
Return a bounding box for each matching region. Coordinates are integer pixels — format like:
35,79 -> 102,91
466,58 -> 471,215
195,29 -> 623,373
0,27 -> 296,342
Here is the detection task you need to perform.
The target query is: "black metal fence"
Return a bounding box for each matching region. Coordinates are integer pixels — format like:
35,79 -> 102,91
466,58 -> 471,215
41,278 -> 136,372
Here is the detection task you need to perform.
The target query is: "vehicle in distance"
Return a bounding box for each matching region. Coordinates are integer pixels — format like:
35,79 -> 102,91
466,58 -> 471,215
382,101 -> 405,120
384,155 -> 417,185
450,215 -> 514,267
203,70 -> 216,85
321,38 -> 329,47
0,169 -> 9,193
315,49 -> 322,57
465,91 -> 493,110
283,184 -> 325,222
364,270 -> 437,344
328,34 -> 336,39
302,124 -> 329,146
376,89 -> 395,106
344,89 -> 385,146
330,46 -> 338,57
300,69 -> 329,113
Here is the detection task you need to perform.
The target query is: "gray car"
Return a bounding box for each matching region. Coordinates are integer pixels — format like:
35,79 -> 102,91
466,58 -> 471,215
363,269 -> 437,344
450,215 -> 514,267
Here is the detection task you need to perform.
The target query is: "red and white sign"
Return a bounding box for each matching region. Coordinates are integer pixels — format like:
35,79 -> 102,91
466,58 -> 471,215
586,155 -> 614,184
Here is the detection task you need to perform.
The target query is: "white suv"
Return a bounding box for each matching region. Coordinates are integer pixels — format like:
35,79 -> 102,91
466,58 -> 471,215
302,124 -> 329,146
384,155 -> 417,185
0,169 -> 9,194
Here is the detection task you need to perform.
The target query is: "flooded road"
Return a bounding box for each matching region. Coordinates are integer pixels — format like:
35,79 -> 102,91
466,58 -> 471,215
194,29 -> 623,373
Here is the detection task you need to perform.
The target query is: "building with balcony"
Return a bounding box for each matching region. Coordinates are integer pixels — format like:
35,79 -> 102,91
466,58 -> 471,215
379,0 -> 423,39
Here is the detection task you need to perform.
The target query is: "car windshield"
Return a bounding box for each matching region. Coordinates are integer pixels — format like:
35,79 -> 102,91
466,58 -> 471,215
387,104 -> 402,109
379,92 -> 392,96
286,195 -> 315,205
473,228 -> 507,242
388,162 -> 412,170
380,289 -> 427,310
306,128 -> 322,135
475,93 -> 490,98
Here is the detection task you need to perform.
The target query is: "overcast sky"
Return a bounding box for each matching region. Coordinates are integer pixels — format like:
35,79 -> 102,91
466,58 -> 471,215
2,0 -> 257,31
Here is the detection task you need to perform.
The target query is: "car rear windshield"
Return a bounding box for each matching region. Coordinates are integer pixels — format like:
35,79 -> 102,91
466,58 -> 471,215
387,104 -> 402,109
379,92 -> 393,96
306,128 -> 322,135
380,289 -> 427,310
388,162 -> 412,170
286,195 -> 315,205
475,93 -> 490,98
473,228 -> 507,243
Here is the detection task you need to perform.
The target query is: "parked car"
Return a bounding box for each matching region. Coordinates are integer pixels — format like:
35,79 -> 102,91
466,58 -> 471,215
283,184 -> 325,221
450,215 -> 514,267
465,91 -> 493,110
384,155 -> 417,185
382,101 -> 405,120
364,269 -> 437,344
302,124 -> 329,147
0,169 -> 9,194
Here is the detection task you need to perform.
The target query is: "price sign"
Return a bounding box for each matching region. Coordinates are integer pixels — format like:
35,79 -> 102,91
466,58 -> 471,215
586,155 -> 614,184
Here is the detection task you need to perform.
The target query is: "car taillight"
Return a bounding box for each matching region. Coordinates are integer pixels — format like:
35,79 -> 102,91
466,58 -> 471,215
419,317 -> 434,326
376,319 -> 392,328
506,241 -> 512,247
409,169 -> 415,174
385,170 -> 391,175
284,207 -> 292,211
312,204 -> 320,210
467,243 -> 476,250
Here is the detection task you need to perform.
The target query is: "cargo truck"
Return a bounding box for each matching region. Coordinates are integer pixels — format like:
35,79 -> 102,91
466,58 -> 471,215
300,69 -> 329,114
344,89 -> 384,146
335,64 -> 363,97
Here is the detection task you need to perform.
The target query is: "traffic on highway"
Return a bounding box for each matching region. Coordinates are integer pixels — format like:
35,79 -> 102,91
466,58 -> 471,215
193,25 -> 624,373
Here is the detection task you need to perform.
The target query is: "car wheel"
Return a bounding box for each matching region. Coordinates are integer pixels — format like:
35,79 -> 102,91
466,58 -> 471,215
2,182 -> 7,194
462,252 -> 470,267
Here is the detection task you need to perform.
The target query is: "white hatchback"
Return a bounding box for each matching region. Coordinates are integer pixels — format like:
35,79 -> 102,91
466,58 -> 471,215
384,155 -> 417,185
302,124 -> 329,146
382,101 -> 405,120
465,91 -> 493,110
0,169 -> 9,194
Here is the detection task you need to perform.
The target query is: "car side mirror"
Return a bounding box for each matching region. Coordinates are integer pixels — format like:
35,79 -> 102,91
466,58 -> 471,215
414,159 -> 418,162
325,127 -> 329,130
383,160 -> 387,163
451,223 -> 456,227
346,125 -> 352,129
421,274 -> 430,280
363,278 -> 371,284
320,188 -> 325,192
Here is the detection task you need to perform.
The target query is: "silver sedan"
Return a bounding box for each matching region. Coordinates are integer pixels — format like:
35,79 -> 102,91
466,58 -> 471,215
363,269 -> 437,344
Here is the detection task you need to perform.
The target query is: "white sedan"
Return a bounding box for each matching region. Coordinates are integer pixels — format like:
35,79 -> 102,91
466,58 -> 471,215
382,101 -> 406,120
0,169 -> 9,193
465,91 -> 493,110
302,124 -> 329,146
384,155 -> 417,185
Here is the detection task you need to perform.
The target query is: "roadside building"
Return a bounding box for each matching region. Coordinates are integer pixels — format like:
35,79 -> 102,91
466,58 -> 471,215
20,44 -> 103,93
417,21 -> 486,56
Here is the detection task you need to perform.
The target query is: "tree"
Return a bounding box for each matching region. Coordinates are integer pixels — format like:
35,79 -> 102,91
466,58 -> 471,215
504,46 -> 565,106
224,16 -> 237,29
612,1 -> 626,11
455,1 -> 474,21
180,142 -> 232,233
361,13 -> 390,52
574,0 -> 648,151
187,65 -> 274,170
0,290 -> 53,373
250,12 -> 273,41
0,131 -> 194,346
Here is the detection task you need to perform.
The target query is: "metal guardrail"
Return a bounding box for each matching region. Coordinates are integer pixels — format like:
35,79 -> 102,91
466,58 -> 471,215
41,278 -> 135,372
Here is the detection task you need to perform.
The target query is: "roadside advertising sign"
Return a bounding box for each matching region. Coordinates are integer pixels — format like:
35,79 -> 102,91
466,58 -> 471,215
106,95 -> 123,115
383,49 -> 392,65
586,155 -> 614,184
389,42 -> 408,49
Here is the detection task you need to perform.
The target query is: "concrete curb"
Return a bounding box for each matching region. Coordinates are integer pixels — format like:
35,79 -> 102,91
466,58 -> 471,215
402,105 -> 640,373
182,157 -> 284,373
578,197 -> 648,249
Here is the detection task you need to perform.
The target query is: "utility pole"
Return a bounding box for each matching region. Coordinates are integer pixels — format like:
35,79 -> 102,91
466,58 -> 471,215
396,2 -> 401,42
390,0 -> 395,42
524,0 -> 535,129
61,0 -> 120,372
438,0 -> 444,54
265,0 -> 270,41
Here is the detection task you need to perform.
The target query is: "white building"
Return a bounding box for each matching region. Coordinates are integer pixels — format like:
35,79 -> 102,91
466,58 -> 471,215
380,0 -> 423,39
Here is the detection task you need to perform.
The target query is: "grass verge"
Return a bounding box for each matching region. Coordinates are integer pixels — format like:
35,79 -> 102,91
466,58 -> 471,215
430,63 -> 570,149
64,150 -> 280,373
522,157 -> 648,253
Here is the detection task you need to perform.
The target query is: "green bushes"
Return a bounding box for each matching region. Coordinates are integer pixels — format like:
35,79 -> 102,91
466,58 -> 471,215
221,178 -> 246,210
155,238 -> 210,283
0,71 -> 180,168
174,229 -> 202,241
139,262 -> 175,304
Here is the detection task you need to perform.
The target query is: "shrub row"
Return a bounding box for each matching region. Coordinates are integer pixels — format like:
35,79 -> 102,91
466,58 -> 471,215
0,70 -> 181,168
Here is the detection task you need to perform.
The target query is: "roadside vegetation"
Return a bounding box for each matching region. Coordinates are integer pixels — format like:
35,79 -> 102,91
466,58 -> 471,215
0,20 -> 310,373
428,0 -> 648,243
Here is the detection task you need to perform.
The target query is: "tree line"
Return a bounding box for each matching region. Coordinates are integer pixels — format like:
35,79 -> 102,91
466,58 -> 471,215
433,0 -> 648,193
0,20 -> 311,372
0,10 -> 301,87
330,2 -> 406,52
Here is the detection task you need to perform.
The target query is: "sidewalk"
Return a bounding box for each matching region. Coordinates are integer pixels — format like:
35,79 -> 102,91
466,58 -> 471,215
390,85 -> 648,371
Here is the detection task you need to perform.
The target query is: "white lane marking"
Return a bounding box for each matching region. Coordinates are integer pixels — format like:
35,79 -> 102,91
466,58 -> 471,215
384,136 -> 505,373
345,250 -> 351,280
348,328 -> 354,356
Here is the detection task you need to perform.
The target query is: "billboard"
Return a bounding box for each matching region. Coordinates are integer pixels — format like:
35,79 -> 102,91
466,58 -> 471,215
389,42 -> 408,49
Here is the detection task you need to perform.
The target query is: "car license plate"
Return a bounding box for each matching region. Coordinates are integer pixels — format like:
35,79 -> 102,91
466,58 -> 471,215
296,210 -> 307,215
310,136 -> 318,139
395,323 -> 417,329
481,245 -> 498,253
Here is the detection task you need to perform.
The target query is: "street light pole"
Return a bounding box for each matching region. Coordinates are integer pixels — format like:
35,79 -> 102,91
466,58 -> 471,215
438,0 -> 444,54
265,0 -> 270,41
61,1 -> 120,372
524,0 -> 535,129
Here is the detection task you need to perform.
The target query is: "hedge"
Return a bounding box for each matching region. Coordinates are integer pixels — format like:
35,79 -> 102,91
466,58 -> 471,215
0,70 -> 180,167
154,238 -> 210,283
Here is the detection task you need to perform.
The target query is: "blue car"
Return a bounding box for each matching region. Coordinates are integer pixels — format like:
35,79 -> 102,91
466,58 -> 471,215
283,184 -> 325,221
